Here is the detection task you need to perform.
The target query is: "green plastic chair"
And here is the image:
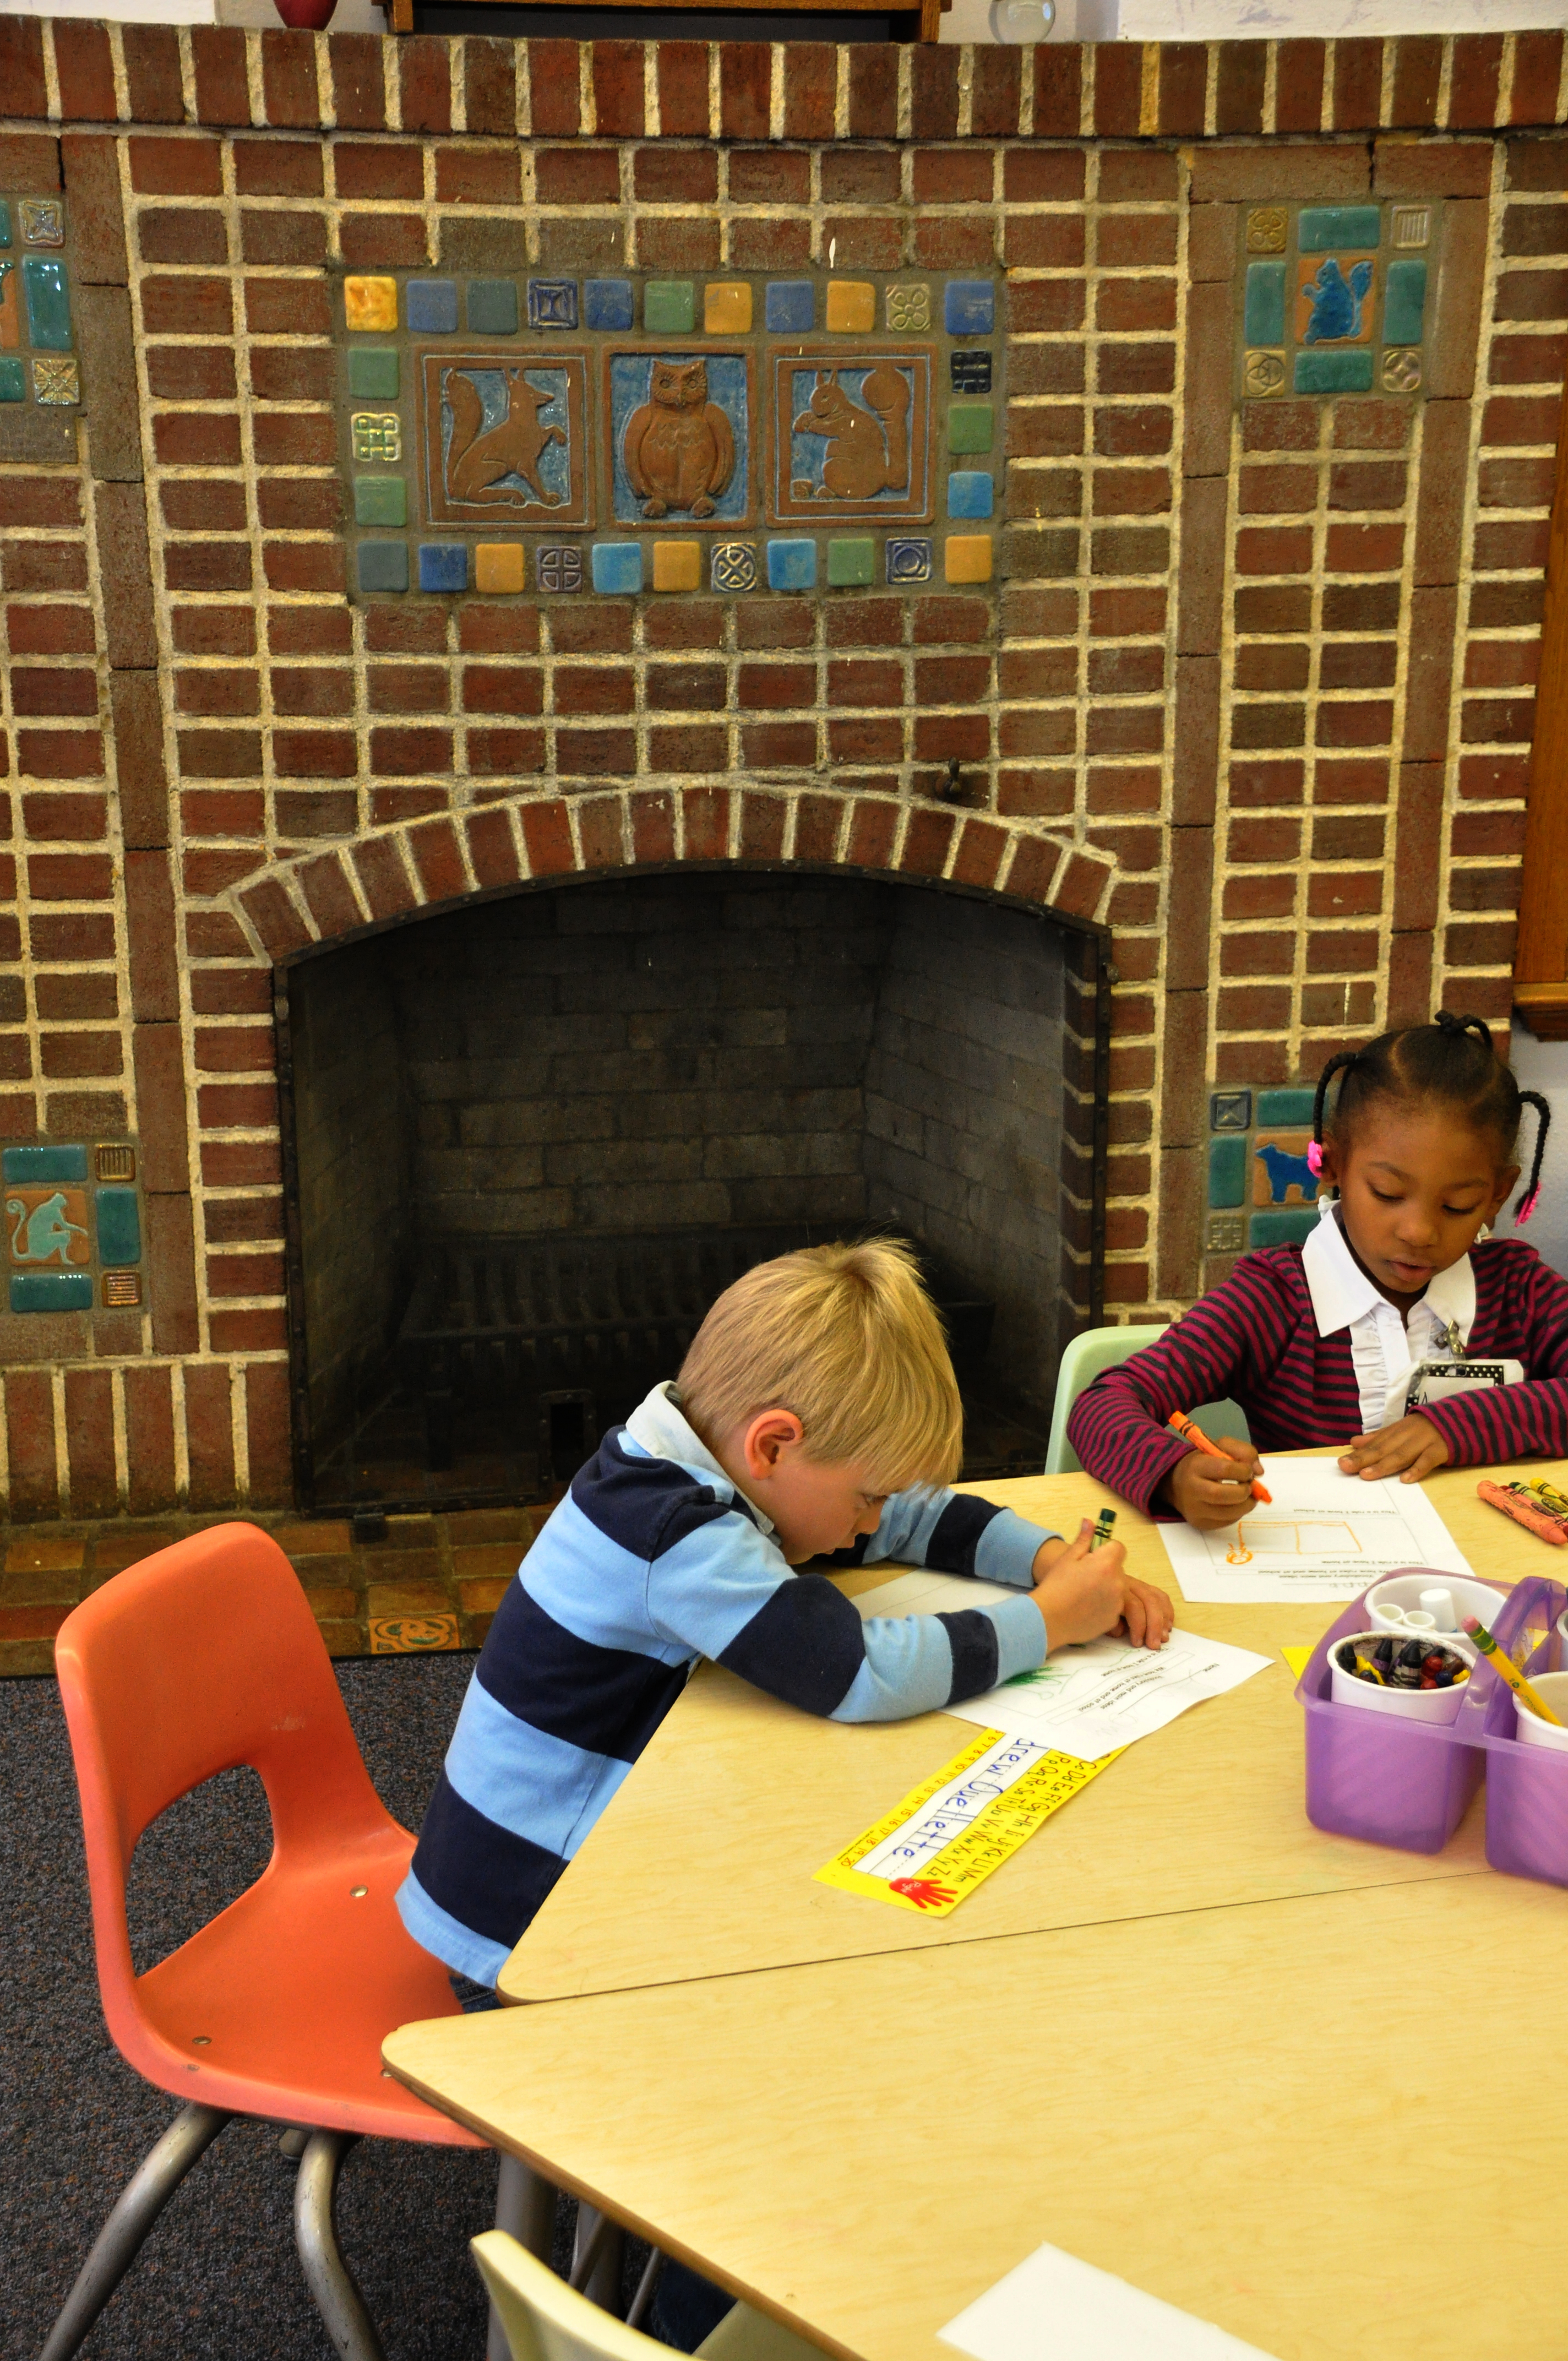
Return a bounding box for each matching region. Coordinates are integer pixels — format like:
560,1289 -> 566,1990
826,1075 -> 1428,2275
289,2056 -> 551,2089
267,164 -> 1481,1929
1044,1324 -> 1251,1475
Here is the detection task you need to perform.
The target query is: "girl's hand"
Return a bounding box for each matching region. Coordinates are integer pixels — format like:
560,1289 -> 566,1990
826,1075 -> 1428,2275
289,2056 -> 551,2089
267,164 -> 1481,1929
1030,1521 -> 1174,1652
1158,1438 -> 1264,1531
1337,1415 -> 1451,1483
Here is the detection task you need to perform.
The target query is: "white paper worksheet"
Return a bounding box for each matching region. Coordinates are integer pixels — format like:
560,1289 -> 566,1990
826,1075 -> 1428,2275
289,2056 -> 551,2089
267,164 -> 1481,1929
1158,1454 -> 1476,1603
941,2242 -> 1278,2361
852,1571 -> 1270,1761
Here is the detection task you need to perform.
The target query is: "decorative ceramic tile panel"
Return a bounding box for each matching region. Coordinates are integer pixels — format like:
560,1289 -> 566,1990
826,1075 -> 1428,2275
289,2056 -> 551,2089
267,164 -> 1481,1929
1203,1091 -> 1321,1258
336,271 -> 1000,598
3,1143 -> 144,1313
1237,203 -> 1432,405
0,195 -> 78,429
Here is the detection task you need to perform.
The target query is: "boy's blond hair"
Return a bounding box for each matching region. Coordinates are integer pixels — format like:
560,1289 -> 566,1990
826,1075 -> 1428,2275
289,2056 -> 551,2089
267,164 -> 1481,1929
676,1238 -> 962,1492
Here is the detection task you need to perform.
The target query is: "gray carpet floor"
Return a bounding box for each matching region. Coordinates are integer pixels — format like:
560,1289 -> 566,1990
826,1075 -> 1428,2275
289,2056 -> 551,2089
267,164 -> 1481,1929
3,1652 -> 618,2360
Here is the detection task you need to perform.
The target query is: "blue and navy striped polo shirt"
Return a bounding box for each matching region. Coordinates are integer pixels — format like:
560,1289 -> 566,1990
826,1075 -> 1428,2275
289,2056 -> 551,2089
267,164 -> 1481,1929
397,1383 -> 1057,1985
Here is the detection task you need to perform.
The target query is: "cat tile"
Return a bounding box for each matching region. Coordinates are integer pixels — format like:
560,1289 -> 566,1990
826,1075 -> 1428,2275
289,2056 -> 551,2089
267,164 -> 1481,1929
422,351 -> 589,530
585,278 -> 635,332
537,546 -> 584,592
406,278 -> 459,335
345,276 -> 398,332
592,542 -> 644,594
886,537 -> 932,584
769,350 -> 932,525
418,541 -> 469,594
765,281 -> 814,334
467,279 -> 519,336
607,350 -> 752,530
349,347 -> 400,399
824,281 -> 875,334
652,540 -> 703,591
946,400 -> 993,454
946,471 -> 993,519
767,537 -> 816,591
475,542 -> 525,593
711,541 -> 758,591
704,281 -> 753,335
643,280 -> 696,334
529,278 -> 579,330
358,541 -> 409,593
944,281 -> 995,336
951,350 -> 992,393
354,475 -> 407,526
943,533 -> 992,584
827,536 -> 875,587
21,258 -> 71,351
0,358 -> 23,403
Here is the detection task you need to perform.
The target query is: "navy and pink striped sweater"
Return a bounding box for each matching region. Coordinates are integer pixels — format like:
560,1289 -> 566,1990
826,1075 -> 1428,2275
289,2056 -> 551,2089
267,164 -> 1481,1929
1067,1237 -> 1568,1515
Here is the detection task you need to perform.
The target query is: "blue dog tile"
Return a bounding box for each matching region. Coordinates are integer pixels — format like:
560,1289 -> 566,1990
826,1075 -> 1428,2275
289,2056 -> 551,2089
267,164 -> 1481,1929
405,278 -> 458,334
584,278 -> 635,331
418,542 -> 469,594
946,471 -> 994,520
945,280 -> 995,336
765,280 -> 814,334
766,538 -> 816,592
591,542 -> 644,595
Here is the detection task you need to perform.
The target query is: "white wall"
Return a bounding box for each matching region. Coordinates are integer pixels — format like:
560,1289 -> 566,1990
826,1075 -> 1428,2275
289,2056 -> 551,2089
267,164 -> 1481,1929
1493,1024 -> 1568,1281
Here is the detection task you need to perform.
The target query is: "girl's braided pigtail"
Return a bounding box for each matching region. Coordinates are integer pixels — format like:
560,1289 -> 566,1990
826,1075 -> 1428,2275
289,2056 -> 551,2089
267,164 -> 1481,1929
1309,1049 -> 1360,1182
1514,1088 -> 1551,1227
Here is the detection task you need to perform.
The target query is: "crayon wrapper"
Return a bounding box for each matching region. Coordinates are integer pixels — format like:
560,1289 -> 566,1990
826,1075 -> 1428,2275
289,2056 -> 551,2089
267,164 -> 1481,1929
1476,1479 -> 1568,1547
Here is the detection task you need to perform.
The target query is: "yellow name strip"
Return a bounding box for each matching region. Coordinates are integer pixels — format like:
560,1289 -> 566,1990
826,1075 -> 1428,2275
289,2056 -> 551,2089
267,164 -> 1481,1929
815,1726 -> 1120,1916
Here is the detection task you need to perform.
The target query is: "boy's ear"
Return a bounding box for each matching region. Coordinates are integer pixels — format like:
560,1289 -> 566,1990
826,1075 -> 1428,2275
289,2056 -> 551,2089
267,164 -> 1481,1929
740,1408 -> 804,1479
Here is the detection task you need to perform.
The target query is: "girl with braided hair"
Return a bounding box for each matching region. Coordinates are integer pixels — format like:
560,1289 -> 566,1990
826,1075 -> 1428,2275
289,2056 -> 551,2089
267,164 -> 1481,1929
1068,1012 -> 1565,1531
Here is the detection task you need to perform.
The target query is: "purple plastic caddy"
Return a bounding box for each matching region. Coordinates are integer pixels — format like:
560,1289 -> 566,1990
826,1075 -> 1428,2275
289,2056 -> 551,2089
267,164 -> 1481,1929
1294,1570 -> 1494,1855
1474,1573 -> 1568,1889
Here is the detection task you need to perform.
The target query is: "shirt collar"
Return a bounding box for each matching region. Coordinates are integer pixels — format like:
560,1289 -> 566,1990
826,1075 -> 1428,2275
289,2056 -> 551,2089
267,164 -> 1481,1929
621,1380 -> 777,1535
1299,1199 -> 1475,1344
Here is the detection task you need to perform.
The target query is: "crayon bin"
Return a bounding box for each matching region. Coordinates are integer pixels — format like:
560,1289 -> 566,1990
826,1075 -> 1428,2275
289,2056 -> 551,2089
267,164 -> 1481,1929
1295,1582 -> 1493,1854
1475,1574 -> 1568,1890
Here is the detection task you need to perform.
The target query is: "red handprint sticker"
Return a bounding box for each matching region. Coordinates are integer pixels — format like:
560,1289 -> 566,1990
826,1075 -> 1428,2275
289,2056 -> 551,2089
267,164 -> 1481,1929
888,1875 -> 957,1911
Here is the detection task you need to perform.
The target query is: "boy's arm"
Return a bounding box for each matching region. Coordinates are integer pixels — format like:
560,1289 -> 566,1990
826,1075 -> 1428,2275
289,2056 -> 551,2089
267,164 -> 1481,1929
1065,1273 -> 1267,1513
837,1486 -> 1063,1590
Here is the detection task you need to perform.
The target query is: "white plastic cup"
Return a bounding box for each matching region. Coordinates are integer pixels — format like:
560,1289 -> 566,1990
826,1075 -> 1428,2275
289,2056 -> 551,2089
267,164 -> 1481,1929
1556,1607 -> 1568,1673
1512,1669 -> 1568,1753
1330,1632 -> 1472,1725
1365,1572 -> 1506,1637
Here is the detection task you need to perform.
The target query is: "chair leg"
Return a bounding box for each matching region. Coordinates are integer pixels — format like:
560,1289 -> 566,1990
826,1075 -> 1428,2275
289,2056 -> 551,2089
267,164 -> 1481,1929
293,2130 -> 387,2361
486,2153 -> 558,2361
38,2102 -> 232,2361
571,2204 -> 626,2318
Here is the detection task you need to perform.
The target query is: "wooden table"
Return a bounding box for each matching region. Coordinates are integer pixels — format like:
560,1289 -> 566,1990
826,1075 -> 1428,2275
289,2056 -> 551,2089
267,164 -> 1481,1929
497,1461 -> 1553,2002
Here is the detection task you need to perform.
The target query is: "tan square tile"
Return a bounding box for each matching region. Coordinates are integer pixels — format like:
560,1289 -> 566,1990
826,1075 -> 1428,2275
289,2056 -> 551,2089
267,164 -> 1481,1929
452,1543 -> 522,1581
6,1534 -> 86,1574
458,1576 -> 511,1615
305,1585 -> 360,1620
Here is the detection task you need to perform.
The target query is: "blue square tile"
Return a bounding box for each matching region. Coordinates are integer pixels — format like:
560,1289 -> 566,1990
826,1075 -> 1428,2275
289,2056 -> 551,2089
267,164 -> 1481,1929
1256,1087 -> 1316,1127
1250,1209 -> 1319,1249
1382,257 -> 1428,345
886,537 -> 932,585
767,538 -> 816,592
1298,205 -> 1381,253
945,280 -> 994,336
10,1271 -> 93,1313
946,471 -> 994,520
418,542 -> 469,594
405,278 -> 458,334
95,1185 -> 141,1267
529,278 -> 578,330
584,278 -> 635,331
1244,259 -> 1287,347
591,542 -> 644,595
358,540 -> 409,594
3,1143 -> 88,1182
766,280 -> 814,334
1208,1135 -> 1247,1209
467,279 -> 518,335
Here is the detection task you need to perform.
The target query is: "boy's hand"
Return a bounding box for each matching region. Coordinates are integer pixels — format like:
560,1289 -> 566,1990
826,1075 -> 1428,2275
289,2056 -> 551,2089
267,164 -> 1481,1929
1028,1521 -> 1174,1653
1337,1415 -> 1451,1483
1157,1437 -> 1262,1531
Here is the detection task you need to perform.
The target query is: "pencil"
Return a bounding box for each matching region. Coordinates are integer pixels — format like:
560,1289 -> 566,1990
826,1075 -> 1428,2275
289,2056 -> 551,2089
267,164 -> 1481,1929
1166,1411 -> 1272,1504
1461,1616 -> 1565,1727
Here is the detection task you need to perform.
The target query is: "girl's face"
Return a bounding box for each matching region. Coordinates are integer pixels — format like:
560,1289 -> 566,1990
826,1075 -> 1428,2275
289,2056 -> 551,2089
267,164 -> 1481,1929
1319,1103 -> 1519,1308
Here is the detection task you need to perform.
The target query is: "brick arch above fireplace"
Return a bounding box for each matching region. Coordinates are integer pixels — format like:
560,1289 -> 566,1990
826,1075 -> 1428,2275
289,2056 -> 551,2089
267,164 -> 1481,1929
224,788 -> 1117,970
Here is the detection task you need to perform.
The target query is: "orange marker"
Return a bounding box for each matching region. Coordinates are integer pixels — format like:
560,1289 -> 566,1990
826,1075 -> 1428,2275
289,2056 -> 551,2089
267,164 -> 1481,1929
1167,1411 -> 1272,1504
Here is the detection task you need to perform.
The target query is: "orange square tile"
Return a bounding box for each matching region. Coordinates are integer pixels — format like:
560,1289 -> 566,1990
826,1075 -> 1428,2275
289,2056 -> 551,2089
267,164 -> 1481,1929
825,281 -> 876,333
476,542 -> 526,594
369,1612 -> 461,1655
944,533 -> 993,584
652,540 -> 703,592
704,280 -> 753,334
345,275 -> 398,331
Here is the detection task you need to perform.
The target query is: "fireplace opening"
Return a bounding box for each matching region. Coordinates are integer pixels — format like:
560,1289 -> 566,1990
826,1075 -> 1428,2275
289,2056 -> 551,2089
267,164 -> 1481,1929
277,870 -> 1107,1514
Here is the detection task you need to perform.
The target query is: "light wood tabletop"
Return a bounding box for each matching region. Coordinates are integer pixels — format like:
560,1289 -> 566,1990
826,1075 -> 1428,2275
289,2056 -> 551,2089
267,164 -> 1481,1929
388,1868 -> 1568,2361
497,1459 -> 1560,2003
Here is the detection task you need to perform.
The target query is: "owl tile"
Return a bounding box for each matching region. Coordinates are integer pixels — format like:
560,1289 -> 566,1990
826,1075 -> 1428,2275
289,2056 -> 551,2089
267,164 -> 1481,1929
768,349 -> 933,527
418,349 -> 590,529
605,349 -> 754,531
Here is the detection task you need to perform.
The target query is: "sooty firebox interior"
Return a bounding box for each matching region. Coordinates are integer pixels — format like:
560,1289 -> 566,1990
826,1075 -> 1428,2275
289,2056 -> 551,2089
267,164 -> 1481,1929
279,871 -> 1102,1513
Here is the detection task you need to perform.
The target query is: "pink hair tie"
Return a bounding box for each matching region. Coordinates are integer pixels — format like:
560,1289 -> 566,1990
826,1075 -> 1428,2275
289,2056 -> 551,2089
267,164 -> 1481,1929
1306,1141 -> 1324,1177
1516,1185 -> 1540,1227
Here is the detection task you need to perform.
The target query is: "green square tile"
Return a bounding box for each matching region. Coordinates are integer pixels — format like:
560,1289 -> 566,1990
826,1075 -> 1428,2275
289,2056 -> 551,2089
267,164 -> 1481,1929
1293,348 -> 1374,395
0,356 -> 24,403
947,401 -> 993,454
349,346 -> 400,399
1256,1087 -> 1315,1127
1208,1134 -> 1248,1209
1244,259 -> 1287,346
644,280 -> 695,334
1382,257 -> 1427,345
1250,1208 -> 1319,1249
355,475 -> 407,527
468,278 -> 519,335
827,537 -> 875,587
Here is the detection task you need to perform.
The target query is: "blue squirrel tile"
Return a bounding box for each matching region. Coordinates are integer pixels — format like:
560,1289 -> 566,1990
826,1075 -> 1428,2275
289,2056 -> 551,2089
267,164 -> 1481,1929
1256,1087 -> 1316,1127
591,542 -> 644,594
944,280 -> 995,336
358,540 -> 410,593
467,279 -> 519,335
529,278 -> 579,330
584,278 -> 635,332
1208,1135 -> 1248,1209
0,357 -> 24,402
765,280 -> 814,334
418,542 -> 469,594
405,279 -> 459,335
946,471 -> 994,520
21,257 -> 72,351
95,1186 -> 141,1267
3,1144 -> 88,1182
766,538 -> 817,591
1293,347 -> 1374,395
1244,259 -> 1287,348
1382,257 -> 1428,345
885,537 -> 932,585
1298,205 -> 1382,253
10,1271 -> 93,1313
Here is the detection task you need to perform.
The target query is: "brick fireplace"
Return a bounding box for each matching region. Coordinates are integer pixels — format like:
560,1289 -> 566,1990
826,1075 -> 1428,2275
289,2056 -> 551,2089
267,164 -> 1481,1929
0,16 -> 1562,1522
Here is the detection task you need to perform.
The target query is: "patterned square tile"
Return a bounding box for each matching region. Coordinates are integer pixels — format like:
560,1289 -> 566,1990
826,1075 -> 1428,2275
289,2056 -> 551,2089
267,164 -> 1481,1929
528,278 -> 579,330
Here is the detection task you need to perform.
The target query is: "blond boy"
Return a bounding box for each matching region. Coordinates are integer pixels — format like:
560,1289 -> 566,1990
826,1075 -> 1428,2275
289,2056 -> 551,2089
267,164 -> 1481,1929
398,1240 -> 1170,1987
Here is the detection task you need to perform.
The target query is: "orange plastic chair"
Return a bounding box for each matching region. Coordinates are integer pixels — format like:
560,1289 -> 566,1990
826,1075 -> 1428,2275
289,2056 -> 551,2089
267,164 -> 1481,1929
44,1521 -> 489,2361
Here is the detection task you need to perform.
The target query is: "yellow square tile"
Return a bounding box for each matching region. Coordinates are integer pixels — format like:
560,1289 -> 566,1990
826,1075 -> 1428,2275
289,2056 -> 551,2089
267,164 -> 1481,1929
475,542 -> 526,594
652,540 -> 703,592
825,280 -> 876,333
704,280 -> 753,334
944,533 -> 993,584
344,275 -> 398,332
